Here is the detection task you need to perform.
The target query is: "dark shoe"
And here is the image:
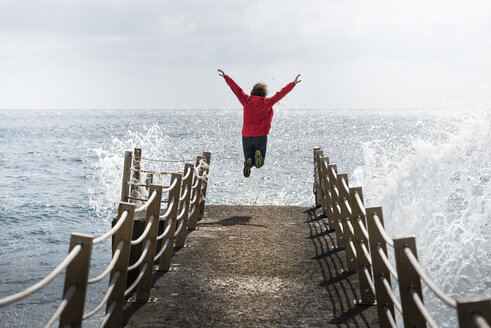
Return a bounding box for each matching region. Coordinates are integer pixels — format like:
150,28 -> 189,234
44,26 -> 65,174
255,150 -> 263,168
243,158 -> 252,177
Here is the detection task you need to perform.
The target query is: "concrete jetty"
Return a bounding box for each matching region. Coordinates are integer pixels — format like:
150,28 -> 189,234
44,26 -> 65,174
121,205 -> 379,327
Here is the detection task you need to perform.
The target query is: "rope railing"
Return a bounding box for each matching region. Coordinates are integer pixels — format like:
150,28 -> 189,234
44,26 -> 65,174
163,178 -> 179,193
179,186 -> 189,202
473,314 -> 491,328
383,304 -> 397,328
140,156 -> 194,163
356,216 -> 370,241
362,265 -> 376,295
159,199 -> 176,220
353,191 -> 367,216
44,284 -> 77,328
93,210 -> 129,245
99,300 -> 117,328
83,271 -> 121,320
360,241 -> 372,267
135,189 -> 158,213
157,218 -> 174,241
128,239 -> 151,271
404,246 -> 457,308
372,212 -> 394,247
0,244 -> 82,306
410,287 -> 439,328
131,215 -> 155,246
376,245 -> 399,280
348,239 -> 358,259
381,274 -> 403,314
312,147 -> 490,328
124,262 -> 149,297
88,240 -> 125,284
154,239 -> 171,262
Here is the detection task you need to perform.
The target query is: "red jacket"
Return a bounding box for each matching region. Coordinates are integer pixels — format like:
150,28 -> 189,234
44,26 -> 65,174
224,75 -> 295,137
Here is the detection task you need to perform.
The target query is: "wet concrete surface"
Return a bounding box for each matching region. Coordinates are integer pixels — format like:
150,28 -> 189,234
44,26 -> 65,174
122,205 -> 379,327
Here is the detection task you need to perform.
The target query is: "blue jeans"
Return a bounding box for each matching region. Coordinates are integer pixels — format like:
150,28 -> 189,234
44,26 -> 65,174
242,135 -> 267,167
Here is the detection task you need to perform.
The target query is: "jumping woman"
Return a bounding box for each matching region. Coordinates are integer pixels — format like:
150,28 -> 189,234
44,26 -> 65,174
217,69 -> 302,177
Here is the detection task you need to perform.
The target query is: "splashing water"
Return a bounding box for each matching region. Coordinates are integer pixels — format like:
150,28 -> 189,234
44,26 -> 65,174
352,111 -> 490,326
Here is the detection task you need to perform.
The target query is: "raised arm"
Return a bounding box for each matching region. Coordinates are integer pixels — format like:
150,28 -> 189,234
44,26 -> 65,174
218,69 -> 249,105
265,74 -> 301,107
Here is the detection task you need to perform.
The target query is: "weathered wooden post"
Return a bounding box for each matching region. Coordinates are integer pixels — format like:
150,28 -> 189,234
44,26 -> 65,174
120,151 -> 132,202
349,187 -> 375,305
130,148 -> 142,203
318,156 -> 330,218
456,295 -> 491,328
337,174 -> 356,272
197,151 -> 211,220
188,155 -> 205,230
394,236 -> 426,327
366,207 -> 394,324
145,173 -> 153,191
158,173 -> 182,271
136,185 -> 162,302
327,164 -> 343,249
175,163 -> 194,248
106,202 -> 135,328
59,233 -> 93,328
313,148 -> 323,208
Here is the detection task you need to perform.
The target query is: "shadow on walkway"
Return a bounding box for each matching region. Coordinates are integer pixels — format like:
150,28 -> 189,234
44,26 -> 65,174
200,215 -> 267,228
306,206 -> 377,326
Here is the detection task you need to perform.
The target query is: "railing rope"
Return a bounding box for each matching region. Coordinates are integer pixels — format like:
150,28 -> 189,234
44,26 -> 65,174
404,246 -> 457,308
135,189 -> 158,213
44,284 -> 77,328
83,271 -> 121,320
88,240 -> 125,284
0,244 -> 82,307
93,210 -> 129,245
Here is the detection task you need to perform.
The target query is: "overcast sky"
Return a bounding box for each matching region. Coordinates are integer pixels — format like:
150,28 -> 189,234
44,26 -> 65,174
1,0 -> 490,110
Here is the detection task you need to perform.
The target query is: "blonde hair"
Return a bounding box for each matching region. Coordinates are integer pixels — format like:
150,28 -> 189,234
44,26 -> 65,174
251,82 -> 268,97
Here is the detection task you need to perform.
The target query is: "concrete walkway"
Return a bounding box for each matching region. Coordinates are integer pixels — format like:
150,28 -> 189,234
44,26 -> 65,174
122,205 -> 379,327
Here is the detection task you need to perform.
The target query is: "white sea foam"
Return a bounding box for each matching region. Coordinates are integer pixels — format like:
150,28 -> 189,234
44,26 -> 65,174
352,111 -> 490,326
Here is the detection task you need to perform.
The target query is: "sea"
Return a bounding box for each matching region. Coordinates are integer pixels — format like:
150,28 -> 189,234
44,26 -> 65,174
0,109 -> 489,327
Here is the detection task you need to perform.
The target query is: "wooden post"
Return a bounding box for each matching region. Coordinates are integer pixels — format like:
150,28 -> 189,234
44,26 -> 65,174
318,156 -> 330,217
456,295 -> 491,328
394,236 -> 426,327
145,173 -> 153,191
198,151 -> 211,220
366,207 -> 394,324
158,173 -> 182,271
188,156 -> 205,230
120,151 -> 132,202
136,184 -> 162,302
59,233 -> 93,328
349,187 -> 375,304
337,174 -> 356,272
175,163 -> 193,248
313,148 -> 323,208
106,202 -> 135,328
130,148 -> 142,204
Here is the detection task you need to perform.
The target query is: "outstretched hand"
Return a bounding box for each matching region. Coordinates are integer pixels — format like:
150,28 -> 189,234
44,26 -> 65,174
217,69 -> 225,77
294,74 -> 302,85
